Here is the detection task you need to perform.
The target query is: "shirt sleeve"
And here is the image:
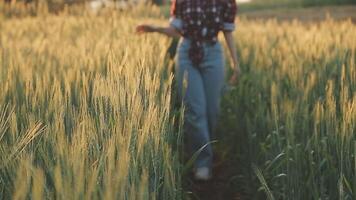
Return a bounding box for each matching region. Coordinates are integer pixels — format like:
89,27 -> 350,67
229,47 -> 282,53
169,0 -> 183,31
222,0 -> 237,32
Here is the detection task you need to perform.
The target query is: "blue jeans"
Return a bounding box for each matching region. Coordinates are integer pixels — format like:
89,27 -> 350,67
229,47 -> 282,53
175,37 -> 225,169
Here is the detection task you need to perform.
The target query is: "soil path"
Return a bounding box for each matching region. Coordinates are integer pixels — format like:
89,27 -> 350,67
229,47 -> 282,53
184,152 -> 246,200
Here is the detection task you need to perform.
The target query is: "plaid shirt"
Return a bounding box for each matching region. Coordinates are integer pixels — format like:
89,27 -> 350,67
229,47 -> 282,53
170,0 -> 237,66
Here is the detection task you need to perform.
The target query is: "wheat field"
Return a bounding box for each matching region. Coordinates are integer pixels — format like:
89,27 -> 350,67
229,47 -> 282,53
221,17 -> 356,199
0,3 -> 355,200
0,4 -> 183,200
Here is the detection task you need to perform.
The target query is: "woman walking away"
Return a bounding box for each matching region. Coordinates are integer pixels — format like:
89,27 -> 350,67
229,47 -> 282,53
136,0 -> 240,181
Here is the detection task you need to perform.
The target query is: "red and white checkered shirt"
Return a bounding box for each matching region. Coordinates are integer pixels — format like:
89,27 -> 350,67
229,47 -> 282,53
170,0 -> 238,66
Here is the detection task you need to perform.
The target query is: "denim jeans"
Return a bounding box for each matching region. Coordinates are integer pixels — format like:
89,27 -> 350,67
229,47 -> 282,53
175,37 -> 225,169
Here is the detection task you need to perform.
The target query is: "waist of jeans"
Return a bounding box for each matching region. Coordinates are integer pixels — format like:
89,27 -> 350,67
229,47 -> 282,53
180,37 -> 219,46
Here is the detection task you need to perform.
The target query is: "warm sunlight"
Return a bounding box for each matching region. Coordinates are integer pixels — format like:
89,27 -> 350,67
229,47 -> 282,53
1,0 -> 355,199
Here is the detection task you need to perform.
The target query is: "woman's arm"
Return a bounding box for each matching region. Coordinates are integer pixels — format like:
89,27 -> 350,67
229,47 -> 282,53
223,31 -> 240,85
136,25 -> 181,38
137,0 -> 182,38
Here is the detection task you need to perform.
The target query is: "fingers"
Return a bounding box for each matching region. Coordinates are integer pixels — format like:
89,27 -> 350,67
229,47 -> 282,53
136,25 -> 151,34
136,25 -> 146,34
229,70 -> 240,85
229,75 -> 237,85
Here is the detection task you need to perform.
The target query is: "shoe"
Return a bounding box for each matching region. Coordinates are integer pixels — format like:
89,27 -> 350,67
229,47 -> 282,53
194,167 -> 212,181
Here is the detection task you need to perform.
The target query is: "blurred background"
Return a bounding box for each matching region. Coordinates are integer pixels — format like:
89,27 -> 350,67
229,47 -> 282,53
2,0 -> 356,21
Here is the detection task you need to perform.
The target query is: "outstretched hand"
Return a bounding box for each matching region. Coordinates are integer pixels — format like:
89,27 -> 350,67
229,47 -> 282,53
136,24 -> 156,34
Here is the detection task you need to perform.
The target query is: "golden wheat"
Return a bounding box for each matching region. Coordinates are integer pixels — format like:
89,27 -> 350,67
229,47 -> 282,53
0,3 -> 355,199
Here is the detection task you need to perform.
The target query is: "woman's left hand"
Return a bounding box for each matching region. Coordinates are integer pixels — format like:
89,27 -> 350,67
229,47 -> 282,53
229,64 -> 240,85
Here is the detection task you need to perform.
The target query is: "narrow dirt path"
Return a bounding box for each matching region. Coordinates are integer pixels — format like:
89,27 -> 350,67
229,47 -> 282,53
184,153 -> 245,200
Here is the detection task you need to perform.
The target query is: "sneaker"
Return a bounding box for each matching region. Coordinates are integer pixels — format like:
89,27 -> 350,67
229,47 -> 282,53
194,167 -> 212,181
